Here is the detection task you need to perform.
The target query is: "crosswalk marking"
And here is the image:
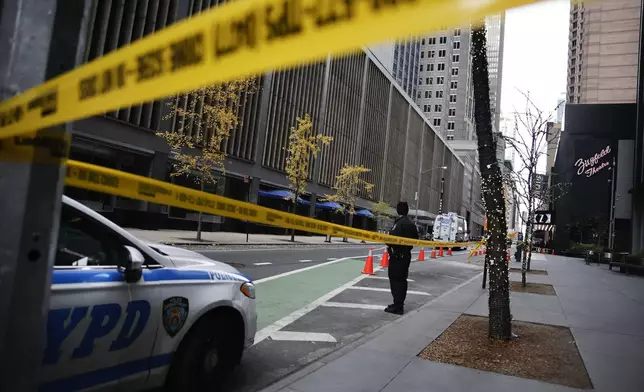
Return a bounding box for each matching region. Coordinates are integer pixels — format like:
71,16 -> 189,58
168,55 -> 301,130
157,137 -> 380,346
365,276 -> 414,282
322,302 -> 384,310
347,286 -> 431,296
269,331 -> 337,343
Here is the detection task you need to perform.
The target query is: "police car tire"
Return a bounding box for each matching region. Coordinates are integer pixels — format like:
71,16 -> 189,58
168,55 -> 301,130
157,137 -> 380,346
165,313 -> 239,391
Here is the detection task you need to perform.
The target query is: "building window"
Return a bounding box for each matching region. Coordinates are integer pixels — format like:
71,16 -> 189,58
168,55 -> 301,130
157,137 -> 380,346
424,104 -> 431,113
452,54 -> 459,63
422,38 -> 426,45
439,49 -> 446,58
437,63 -> 445,71
449,94 -> 457,103
428,64 -> 434,71
434,104 -> 442,112
451,68 -> 459,76
436,90 -> 444,98
428,50 -> 435,58
437,77 -> 444,85
417,91 -> 421,99
450,81 -> 458,89
454,28 -> 461,36
425,77 -> 430,84
429,37 -> 436,45
420,64 -> 424,72
453,41 -> 460,50
447,121 -> 455,130
447,135 -> 455,141
434,118 -> 441,126
448,108 -> 456,116
425,90 -> 432,98
421,51 -> 425,58
419,78 -> 423,85
439,36 -> 447,44
428,77 -> 433,84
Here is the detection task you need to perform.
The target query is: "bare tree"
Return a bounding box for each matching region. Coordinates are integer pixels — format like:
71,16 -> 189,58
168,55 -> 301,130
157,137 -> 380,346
502,93 -> 566,284
472,23 -> 511,340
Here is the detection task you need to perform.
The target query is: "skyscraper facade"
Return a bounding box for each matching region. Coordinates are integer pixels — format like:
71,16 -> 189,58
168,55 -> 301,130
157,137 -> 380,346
567,0 -> 642,104
486,13 -> 506,133
555,0 -> 643,253
391,39 -> 422,99
415,15 -> 505,142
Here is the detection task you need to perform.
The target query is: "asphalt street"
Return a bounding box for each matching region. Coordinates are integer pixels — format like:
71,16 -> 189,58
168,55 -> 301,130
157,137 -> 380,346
195,246 -> 484,392
197,245 -> 382,281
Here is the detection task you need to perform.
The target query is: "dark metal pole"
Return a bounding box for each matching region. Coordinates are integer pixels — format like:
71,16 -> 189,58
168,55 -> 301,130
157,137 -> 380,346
0,1 -> 90,390
438,177 -> 445,214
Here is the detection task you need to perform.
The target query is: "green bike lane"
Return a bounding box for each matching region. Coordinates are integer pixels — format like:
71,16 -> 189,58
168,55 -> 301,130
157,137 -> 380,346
255,257 -> 367,331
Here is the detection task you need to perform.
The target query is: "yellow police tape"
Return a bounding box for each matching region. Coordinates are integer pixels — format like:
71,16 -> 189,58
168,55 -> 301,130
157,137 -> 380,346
65,159 -> 474,248
0,0 -> 542,139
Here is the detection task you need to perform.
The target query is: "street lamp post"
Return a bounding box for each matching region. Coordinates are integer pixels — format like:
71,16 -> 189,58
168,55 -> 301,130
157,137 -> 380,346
414,166 -> 448,224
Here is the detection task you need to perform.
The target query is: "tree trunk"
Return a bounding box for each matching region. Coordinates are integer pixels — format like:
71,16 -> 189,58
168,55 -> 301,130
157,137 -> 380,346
523,220 -> 533,285
482,257 -> 488,289
197,181 -> 204,241
471,23 -> 511,341
290,199 -> 297,242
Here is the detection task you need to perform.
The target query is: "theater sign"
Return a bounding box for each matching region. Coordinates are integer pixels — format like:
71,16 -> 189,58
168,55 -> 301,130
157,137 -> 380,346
574,145 -> 612,178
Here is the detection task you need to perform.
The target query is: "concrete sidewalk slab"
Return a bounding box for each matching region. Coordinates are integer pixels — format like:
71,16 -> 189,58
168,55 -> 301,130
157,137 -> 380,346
466,291 -> 569,327
380,359 -> 582,392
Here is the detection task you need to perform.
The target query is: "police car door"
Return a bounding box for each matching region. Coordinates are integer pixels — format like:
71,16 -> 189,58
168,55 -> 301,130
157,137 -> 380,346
41,203 -> 157,392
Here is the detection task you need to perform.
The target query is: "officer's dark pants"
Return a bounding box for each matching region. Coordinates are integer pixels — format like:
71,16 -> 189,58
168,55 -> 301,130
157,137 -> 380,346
388,251 -> 412,308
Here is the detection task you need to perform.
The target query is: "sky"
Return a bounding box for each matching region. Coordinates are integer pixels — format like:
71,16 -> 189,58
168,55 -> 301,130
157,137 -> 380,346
500,0 -> 570,118
500,0 -> 571,174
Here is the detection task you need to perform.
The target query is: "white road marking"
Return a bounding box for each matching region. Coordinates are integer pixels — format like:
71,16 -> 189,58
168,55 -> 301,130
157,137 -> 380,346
299,259 -> 313,263
254,255 -> 370,284
327,257 -> 337,261
366,276 -> 414,282
322,302 -> 385,310
253,267 -> 381,344
347,286 -> 431,296
269,331 -> 337,343
253,262 -> 272,266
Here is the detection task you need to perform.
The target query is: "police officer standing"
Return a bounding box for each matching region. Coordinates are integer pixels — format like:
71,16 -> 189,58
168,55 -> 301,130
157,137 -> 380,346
385,202 -> 419,315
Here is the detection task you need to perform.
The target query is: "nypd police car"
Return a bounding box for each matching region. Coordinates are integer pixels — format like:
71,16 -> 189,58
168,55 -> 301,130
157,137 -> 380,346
41,196 -> 257,391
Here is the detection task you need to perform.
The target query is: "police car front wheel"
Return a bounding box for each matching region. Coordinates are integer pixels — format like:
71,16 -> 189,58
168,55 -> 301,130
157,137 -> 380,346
166,312 -> 242,391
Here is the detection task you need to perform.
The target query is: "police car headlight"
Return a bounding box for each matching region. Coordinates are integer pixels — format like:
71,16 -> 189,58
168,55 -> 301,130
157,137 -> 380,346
240,282 -> 256,299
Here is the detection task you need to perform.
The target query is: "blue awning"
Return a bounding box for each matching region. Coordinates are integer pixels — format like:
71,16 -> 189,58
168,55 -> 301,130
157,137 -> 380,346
355,209 -> 374,218
259,190 -> 310,205
316,201 -> 343,210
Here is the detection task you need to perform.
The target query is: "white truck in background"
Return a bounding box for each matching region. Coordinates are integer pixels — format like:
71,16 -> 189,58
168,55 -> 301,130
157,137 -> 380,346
432,212 -> 469,249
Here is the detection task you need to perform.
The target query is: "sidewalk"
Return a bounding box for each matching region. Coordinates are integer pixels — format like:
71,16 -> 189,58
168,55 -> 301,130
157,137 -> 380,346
125,228 -> 369,246
261,254 -> 644,392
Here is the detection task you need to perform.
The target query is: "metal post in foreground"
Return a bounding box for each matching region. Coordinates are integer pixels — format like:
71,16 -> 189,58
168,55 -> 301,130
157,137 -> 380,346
0,1 -> 90,390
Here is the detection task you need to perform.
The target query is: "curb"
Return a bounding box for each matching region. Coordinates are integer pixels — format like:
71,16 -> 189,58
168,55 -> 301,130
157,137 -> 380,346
161,241 -> 372,247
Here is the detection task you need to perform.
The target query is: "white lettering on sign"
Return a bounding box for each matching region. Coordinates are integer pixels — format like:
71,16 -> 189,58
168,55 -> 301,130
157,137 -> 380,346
574,145 -> 611,178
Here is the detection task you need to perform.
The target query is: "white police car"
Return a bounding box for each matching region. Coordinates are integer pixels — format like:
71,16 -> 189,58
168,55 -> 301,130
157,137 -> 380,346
41,196 -> 257,392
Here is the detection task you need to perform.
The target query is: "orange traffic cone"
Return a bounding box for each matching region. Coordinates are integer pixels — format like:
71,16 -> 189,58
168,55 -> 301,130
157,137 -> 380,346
447,248 -> 453,256
438,247 -> 444,257
431,248 -> 437,258
418,248 -> 426,261
362,248 -> 375,275
380,250 -> 389,267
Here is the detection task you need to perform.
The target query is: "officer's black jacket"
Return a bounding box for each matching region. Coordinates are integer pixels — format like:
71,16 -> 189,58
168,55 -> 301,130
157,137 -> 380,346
387,215 -> 419,254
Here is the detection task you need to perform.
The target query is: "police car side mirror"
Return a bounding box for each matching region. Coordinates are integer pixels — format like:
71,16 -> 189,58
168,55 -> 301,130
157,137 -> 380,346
122,245 -> 144,283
